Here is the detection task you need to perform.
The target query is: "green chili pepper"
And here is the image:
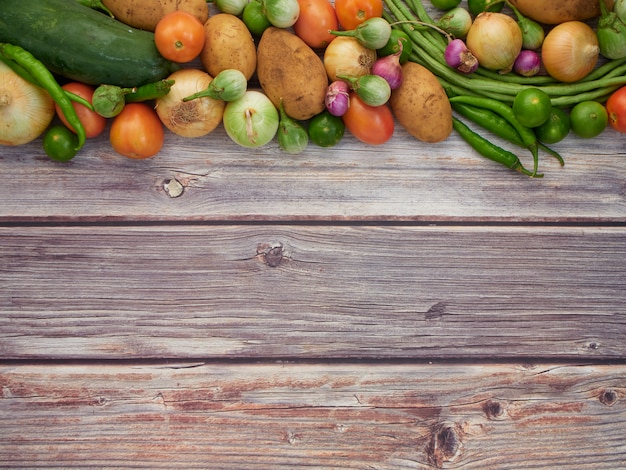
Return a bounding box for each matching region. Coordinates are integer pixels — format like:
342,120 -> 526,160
449,95 -> 540,176
64,90 -> 95,111
0,55 -> 37,84
0,55 -> 94,111
451,101 -> 525,147
0,43 -> 86,152
383,0 -> 626,100
92,79 -> 175,117
124,79 -> 175,103
451,100 -> 564,167
452,116 -> 538,177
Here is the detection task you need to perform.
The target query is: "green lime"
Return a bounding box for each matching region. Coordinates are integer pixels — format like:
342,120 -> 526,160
535,108 -> 570,144
308,111 -> 345,147
513,88 -> 552,128
42,125 -> 79,162
468,0 -> 504,16
242,0 -> 271,37
570,101 -> 608,139
377,29 -> 412,64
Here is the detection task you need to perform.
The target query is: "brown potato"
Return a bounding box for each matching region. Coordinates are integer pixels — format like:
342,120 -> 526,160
102,0 -> 209,31
508,0 -> 614,24
389,62 -> 452,144
256,27 -> 328,121
200,14 -> 257,81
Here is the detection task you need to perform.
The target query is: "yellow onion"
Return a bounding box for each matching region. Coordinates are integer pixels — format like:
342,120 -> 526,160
155,68 -> 225,138
323,36 -> 377,82
466,12 -> 523,73
0,60 -> 55,146
541,21 -> 599,83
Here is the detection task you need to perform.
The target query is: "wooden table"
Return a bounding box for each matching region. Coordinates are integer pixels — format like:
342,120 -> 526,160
1,4 -> 625,468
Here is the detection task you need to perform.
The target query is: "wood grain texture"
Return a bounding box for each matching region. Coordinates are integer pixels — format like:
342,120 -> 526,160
2,225 -> 624,360
1,362 -> 624,469
1,124 -> 625,223
2,2 -> 625,467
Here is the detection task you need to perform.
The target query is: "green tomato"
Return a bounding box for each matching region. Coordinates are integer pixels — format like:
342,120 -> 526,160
377,29 -> 412,64
43,125 -> 79,162
430,0 -> 461,9
308,111 -> 345,147
242,0 -> 271,37
534,107 -> 570,144
512,88 -> 552,128
570,101 -> 608,139
467,0 -> 504,16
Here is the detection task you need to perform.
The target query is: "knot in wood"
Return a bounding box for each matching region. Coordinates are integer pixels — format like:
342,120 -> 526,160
483,399 -> 505,420
257,243 -> 284,268
599,389 -> 618,406
425,302 -> 447,320
163,177 -> 184,198
427,423 -> 462,467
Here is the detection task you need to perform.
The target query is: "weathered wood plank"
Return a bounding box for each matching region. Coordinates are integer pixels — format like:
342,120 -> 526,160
2,225 -> 624,360
1,1 -> 625,224
1,362 -> 624,469
1,125 -> 624,223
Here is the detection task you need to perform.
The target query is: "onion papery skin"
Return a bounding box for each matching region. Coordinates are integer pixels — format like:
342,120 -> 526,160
324,36 -> 377,82
325,80 -> 350,116
541,21 -> 599,83
466,12 -> 523,73
155,69 -> 225,138
0,60 -> 55,146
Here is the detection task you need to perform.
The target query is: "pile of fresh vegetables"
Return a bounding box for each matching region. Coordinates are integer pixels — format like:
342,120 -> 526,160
1,0 -> 626,177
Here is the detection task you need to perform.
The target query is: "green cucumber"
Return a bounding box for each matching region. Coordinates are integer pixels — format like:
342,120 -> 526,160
0,0 -> 179,87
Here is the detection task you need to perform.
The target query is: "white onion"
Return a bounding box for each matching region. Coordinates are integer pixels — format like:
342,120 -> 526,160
0,60 -> 55,146
155,68 -> 225,138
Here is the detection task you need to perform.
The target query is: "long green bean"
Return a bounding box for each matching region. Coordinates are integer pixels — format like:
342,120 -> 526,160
384,0 -> 626,176
384,0 -> 626,105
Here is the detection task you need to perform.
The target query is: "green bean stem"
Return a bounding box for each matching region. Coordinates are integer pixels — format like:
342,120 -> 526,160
383,0 -> 626,105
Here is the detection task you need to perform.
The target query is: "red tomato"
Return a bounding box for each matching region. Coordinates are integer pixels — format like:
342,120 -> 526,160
154,11 -> 205,63
334,0 -> 383,31
342,93 -> 394,145
110,103 -> 164,159
293,0 -> 338,49
55,82 -> 106,139
606,86 -> 626,133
